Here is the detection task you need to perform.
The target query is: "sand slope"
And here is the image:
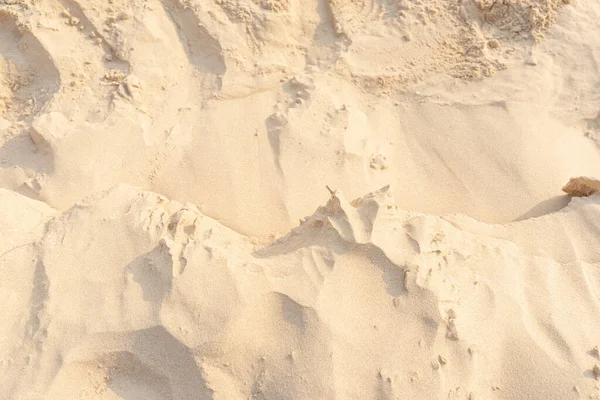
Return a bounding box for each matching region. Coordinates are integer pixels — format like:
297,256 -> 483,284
0,0 -> 598,236
0,185 -> 599,399
1,0 -> 600,398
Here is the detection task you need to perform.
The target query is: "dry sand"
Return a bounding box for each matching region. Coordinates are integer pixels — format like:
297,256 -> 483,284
1,0 -> 600,399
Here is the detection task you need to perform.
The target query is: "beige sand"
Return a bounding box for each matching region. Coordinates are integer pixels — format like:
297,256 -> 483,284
1,0 -> 600,398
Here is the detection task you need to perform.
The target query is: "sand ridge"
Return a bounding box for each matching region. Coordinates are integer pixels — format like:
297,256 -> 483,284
2,184 -> 600,399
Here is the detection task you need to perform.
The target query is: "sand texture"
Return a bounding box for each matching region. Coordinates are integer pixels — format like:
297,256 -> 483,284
1,0 -> 600,399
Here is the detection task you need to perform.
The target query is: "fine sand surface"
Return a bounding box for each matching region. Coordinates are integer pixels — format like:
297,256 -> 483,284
1,0 -> 600,399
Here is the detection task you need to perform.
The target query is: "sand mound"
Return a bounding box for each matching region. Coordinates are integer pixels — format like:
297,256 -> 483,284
0,0 -> 597,237
1,0 -> 600,398
1,185 -> 600,399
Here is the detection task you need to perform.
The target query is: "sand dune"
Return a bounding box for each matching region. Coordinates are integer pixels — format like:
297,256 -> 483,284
1,0 -> 600,398
2,185 -> 600,399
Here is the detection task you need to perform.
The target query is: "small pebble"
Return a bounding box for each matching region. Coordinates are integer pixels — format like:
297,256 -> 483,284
525,55 -> 538,66
446,319 -> 459,340
487,39 -> 500,49
593,364 -> 600,380
117,12 -> 131,21
369,153 -> 388,170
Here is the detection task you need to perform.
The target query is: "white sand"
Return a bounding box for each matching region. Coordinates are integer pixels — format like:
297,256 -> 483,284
1,0 -> 600,398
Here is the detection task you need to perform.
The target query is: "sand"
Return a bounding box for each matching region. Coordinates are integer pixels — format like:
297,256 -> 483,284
1,0 -> 600,398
